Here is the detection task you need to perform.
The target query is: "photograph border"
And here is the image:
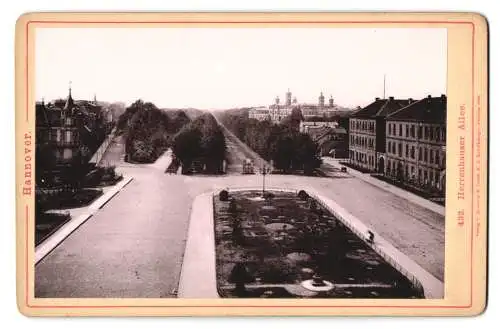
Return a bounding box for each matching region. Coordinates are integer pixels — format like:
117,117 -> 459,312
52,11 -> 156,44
15,12 -> 488,316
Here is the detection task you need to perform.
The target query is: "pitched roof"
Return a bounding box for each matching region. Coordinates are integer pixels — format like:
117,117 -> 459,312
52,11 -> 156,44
36,102 -> 48,126
351,98 -> 408,119
387,95 -> 447,123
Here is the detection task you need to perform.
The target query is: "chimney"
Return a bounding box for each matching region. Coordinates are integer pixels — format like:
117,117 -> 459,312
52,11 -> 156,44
441,94 -> 447,102
375,97 -> 380,101
408,98 -> 413,104
389,96 -> 394,101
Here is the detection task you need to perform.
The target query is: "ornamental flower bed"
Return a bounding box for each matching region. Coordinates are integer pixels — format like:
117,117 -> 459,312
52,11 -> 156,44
213,190 -> 424,298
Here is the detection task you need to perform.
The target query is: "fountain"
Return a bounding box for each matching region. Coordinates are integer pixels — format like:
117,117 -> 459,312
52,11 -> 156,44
301,273 -> 334,292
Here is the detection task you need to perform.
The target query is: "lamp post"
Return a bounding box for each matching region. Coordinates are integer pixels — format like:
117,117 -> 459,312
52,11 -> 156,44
259,162 -> 272,196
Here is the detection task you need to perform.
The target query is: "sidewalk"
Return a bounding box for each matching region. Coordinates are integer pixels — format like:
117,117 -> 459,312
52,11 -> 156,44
322,157 -> 445,216
35,176 -> 133,264
309,188 -> 443,298
177,192 -> 219,298
177,189 -> 443,298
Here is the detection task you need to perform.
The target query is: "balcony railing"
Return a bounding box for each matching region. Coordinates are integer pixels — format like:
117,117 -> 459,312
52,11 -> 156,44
48,140 -> 80,147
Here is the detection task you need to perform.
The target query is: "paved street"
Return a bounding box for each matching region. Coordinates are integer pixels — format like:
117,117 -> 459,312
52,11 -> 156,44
35,127 -> 445,297
35,136 -> 190,297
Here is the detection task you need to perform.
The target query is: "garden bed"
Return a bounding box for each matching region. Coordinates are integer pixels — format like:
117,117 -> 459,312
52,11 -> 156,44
214,190 -> 424,299
35,212 -> 71,246
36,188 -> 103,210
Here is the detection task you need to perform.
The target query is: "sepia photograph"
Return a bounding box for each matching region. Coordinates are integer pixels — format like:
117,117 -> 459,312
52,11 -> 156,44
14,12 -> 488,316
32,26 -> 446,300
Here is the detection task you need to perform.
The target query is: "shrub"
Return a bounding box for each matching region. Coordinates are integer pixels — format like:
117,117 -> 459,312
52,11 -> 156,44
297,190 -> 309,201
260,260 -> 295,283
228,198 -> 238,215
219,189 -> 229,201
263,192 -> 275,200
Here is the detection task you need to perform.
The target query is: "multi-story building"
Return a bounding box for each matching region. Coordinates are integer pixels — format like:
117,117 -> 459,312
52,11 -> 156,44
247,106 -> 271,121
36,87 -> 106,182
313,126 -> 349,158
36,88 -> 84,168
349,97 -> 409,172
384,95 -> 446,194
299,120 -> 338,134
248,90 -> 341,124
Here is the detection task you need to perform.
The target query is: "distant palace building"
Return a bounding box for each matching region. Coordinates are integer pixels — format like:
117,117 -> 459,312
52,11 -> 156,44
248,89 -> 341,124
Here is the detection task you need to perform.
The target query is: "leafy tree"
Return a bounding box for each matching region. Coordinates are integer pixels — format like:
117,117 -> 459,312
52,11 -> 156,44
171,113 -> 226,174
172,127 -> 202,172
280,107 -> 304,131
217,108 -> 321,175
118,99 -> 192,163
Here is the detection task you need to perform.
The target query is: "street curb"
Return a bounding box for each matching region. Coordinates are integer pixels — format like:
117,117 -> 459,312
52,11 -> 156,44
308,187 -> 444,299
88,176 -> 133,211
323,158 -> 445,216
35,176 -> 134,265
35,213 -> 93,264
177,192 -> 219,298
178,187 -> 443,299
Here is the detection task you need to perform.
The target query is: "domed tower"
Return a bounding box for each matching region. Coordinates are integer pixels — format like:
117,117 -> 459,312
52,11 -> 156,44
285,89 -> 292,106
329,95 -> 334,107
318,91 -> 325,108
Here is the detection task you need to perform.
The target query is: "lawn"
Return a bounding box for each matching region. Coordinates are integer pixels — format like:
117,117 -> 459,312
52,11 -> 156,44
36,188 -> 103,210
214,190 -> 424,298
35,212 -> 71,246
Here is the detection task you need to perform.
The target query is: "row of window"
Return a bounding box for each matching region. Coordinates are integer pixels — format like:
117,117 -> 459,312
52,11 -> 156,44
350,134 -> 375,149
387,122 -> 446,142
49,129 -> 78,143
386,160 -> 444,190
350,119 -> 375,133
53,148 -> 74,161
387,141 -> 444,167
349,150 -> 376,168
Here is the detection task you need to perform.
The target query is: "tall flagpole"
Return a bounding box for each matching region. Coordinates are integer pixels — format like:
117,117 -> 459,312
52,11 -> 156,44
383,74 -> 386,99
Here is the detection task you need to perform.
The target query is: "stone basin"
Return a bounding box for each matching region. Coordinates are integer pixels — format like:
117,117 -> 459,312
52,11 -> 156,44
265,223 -> 295,231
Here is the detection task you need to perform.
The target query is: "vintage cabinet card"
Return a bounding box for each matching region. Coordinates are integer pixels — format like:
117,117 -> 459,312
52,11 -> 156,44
15,12 -> 488,316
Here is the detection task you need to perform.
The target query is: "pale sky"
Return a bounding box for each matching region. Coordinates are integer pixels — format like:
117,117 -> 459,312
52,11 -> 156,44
35,27 -> 446,109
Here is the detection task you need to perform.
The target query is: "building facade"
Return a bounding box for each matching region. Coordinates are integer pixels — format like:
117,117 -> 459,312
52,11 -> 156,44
384,95 -> 446,194
36,87 -> 107,183
299,120 -> 338,133
248,90 -> 341,124
349,97 -> 409,172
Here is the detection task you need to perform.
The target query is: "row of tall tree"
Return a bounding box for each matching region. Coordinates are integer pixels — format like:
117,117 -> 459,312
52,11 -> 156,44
118,100 -> 191,163
216,109 -> 321,175
172,113 -> 226,174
